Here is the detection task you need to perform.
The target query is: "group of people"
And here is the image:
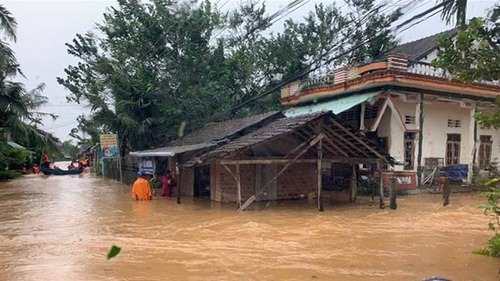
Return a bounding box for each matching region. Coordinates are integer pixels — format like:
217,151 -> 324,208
131,169 -> 176,201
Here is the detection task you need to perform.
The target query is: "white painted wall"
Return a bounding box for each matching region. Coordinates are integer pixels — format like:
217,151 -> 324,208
477,119 -> 500,166
378,97 -> 500,178
421,102 -> 473,164
417,49 -> 438,64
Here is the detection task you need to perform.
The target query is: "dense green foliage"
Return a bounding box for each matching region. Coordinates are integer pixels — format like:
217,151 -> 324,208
434,5 -> 499,83
58,0 -> 402,154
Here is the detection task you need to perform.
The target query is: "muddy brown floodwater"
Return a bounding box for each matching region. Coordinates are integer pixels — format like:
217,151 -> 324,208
0,172 -> 498,281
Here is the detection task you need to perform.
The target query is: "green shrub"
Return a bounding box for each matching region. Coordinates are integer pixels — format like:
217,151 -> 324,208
476,234 -> 500,258
0,170 -> 22,181
478,179 -> 500,258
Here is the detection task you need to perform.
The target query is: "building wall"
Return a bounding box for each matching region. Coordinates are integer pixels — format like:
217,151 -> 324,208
179,167 -> 194,196
215,163 -> 256,203
418,49 -> 438,64
477,117 -> 500,165
380,97 -> 500,180
421,102 -> 473,164
276,163 -> 317,199
212,161 -> 318,203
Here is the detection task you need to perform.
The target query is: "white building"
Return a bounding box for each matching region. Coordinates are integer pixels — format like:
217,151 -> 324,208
281,30 -> 500,190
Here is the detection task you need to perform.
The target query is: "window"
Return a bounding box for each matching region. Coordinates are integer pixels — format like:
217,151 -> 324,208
446,134 -> 461,165
404,132 -> 415,170
338,108 -> 359,122
364,105 -> 379,119
479,135 -> 492,168
447,119 -> 461,128
405,115 -> 416,125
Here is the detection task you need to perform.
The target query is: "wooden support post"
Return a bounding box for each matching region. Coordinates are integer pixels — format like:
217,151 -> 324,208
378,161 -> 385,209
390,176 -> 397,210
442,175 -> 451,207
239,134 -> 324,211
417,92 -> 424,189
176,161 -> 181,204
236,163 -> 242,209
359,103 -> 366,132
350,164 -> 357,203
471,104 -> 478,182
317,139 -> 324,212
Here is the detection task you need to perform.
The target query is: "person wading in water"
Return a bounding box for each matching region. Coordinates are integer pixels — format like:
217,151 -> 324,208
132,170 -> 153,201
160,170 -> 176,198
41,152 -> 50,168
439,171 -> 451,206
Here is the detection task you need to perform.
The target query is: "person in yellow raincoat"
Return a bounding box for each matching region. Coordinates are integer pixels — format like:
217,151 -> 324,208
131,170 -> 153,201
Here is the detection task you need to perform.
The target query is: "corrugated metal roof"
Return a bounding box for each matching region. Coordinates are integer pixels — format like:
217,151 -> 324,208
130,143 -> 215,157
172,111 -> 282,146
7,141 -> 26,150
130,111 -> 283,157
284,92 -> 380,117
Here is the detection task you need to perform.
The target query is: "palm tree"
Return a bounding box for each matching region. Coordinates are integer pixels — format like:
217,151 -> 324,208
0,4 -> 21,75
0,4 -> 57,148
441,0 -> 467,28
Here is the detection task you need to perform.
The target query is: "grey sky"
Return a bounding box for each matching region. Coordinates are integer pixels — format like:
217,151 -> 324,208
3,0 -> 496,142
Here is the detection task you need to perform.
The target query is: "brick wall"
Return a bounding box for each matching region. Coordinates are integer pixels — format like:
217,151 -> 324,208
216,163 -> 255,203
277,163 -> 317,199
214,161 -> 317,203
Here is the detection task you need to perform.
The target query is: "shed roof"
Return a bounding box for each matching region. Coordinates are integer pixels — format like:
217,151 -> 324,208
130,143 -> 215,157
130,111 -> 283,157
173,111 -> 283,146
186,111 -> 393,166
389,29 -> 458,61
7,141 -> 26,150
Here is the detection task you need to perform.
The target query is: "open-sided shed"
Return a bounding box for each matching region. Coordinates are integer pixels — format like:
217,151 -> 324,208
183,111 -> 393,211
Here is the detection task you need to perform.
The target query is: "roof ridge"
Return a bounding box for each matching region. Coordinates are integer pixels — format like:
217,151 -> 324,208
396,28 -> 457,48
204,110 -> 280,127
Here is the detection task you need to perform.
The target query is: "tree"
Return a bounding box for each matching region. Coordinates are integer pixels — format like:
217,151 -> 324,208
58,0 -> 402,154
433,5 -> 499,83
0,4 -> 21,75
441,0 -> 468,28
0,4 -> 58,165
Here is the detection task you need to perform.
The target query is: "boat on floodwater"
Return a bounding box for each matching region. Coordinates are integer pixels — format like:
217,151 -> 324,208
40,166 -> 84,176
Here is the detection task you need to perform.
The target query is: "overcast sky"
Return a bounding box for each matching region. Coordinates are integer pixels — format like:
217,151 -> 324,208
3,0 -> 496,142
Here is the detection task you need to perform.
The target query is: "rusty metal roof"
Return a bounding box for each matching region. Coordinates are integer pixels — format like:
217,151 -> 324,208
130,111 -> 283,157
172,111 -> 283,146
186,111 -> 394,166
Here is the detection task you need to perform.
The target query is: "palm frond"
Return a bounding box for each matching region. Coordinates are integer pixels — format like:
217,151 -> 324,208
441,0 -> 468,28
0,4 -> 17,42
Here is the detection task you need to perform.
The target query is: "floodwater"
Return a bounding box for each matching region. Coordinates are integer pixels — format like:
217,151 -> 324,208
0,173 -> 498,281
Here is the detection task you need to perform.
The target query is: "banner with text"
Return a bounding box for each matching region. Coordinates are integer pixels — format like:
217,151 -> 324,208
100,134 -> 119,159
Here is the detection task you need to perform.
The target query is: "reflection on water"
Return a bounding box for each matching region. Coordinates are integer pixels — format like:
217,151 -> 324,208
0,173 -> 498,281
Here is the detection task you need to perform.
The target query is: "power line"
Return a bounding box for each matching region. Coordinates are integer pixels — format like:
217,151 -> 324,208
216,0 -> 452,115
44,120 -> 78,130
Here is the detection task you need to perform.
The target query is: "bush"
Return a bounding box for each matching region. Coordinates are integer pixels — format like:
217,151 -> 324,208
0,170 -> 22,181
476,234 -> 500,258
0,143 -> 31,170
478,179 -> 500,258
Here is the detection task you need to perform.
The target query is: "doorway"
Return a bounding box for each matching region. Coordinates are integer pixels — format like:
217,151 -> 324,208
194,166 -> 211,197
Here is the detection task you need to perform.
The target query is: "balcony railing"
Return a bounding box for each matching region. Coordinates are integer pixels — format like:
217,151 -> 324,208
280,55 -> 499,100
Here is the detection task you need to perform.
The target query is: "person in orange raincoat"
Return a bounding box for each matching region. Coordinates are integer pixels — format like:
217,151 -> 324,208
131,170 -> 153,201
